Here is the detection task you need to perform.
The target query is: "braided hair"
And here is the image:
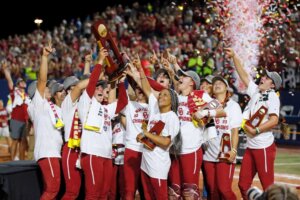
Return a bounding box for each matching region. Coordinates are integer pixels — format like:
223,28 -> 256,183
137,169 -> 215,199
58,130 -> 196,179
167,89 -> 179,114
167,89 -> 182,157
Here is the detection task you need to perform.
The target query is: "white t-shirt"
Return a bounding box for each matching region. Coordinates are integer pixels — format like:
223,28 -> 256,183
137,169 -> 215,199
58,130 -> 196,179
61,93 -> 78,142
244,81 -> 280,149
112,122 -> 126,165
203,99 -> 242,162
178,93 -> 212,154
121,101 -> 148,152
141,93 -> 180,180
27,89 -> 63,161
78,90 -> 117,158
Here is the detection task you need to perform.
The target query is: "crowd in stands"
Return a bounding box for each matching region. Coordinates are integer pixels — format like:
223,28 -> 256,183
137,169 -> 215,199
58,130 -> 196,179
0,1 -> 299,87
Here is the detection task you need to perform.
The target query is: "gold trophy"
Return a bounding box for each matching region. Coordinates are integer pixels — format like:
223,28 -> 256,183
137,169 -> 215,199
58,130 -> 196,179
92,20 -> 129,82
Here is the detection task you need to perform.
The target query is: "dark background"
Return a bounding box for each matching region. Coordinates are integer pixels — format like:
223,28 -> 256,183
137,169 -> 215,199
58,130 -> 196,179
0,0 -> 141,39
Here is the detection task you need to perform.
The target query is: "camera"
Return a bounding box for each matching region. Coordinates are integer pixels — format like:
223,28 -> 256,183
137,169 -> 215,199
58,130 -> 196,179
247,187 -> 265,200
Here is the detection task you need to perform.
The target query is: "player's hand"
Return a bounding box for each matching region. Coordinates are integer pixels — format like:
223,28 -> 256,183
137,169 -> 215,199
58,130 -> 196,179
168,54 -> 177,65
161,57 -> 173,73
1,60 -> 9,71
84,50 -> 93,63
132,53 -> 142,70
149,50 -> 158,65
98,47 -> 108,65
224,48 -> 235,59
227,150 -> 237,163
125,62 -> 140,79
43,40 -> 55,57
136,133 -> 144,142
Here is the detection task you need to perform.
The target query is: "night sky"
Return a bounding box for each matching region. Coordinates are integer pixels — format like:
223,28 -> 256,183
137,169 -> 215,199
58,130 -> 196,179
0,0 -> 139,39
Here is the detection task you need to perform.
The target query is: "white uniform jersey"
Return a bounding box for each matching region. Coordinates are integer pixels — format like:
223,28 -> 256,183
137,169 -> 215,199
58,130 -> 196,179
178,93 -> 212,154
203,99 -> 242,162
141,93 -> 180,180
121,101 -> 148,152
61,93 -> 78,142
27,89 -> 63,161
78,90 -> 117,158
244,81 -> 280,149
112,122 -> 126,165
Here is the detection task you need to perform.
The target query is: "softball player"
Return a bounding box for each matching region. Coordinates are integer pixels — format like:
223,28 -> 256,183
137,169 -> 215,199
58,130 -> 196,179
136,65 -> 180,199
202,76 -> 242,200
225,48 -> 281,200
27,43 -> 65,200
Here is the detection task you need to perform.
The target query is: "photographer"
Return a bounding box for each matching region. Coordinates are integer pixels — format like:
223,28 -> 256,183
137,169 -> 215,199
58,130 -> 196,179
247,184 -> 299,200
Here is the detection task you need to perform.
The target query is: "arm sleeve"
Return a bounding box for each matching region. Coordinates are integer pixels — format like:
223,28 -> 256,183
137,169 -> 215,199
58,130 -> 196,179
115,82 -> 128,114
86,64 -> 102,98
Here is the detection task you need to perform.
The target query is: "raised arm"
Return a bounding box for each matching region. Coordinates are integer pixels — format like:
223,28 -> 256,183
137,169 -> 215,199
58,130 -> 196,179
126,62 -> 141,88
161,56 -> 180,92
2,61 -> 13,90
70,79 -> 89,103
108,81 -> 117,104
86,47 -> 108,98
109,75 -> 126,104
83,50 -> 92,75
126,54 -> 151,97
137,57 -> 152,98
69,51 -> 92,102
37,41 -> 54,96
224,48 -> 250,87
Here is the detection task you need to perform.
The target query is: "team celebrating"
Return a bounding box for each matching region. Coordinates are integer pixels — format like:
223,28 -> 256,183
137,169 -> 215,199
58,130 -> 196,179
1,34 -> 282,200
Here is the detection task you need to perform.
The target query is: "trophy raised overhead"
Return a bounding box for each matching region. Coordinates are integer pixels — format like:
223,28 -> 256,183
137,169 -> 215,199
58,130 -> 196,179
92,20 -> 129,82
245,106 -> 268,128
218,133 -> 231,162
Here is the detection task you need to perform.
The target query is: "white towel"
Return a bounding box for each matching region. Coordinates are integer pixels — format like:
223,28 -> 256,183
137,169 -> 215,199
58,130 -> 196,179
48,102 -> 64,129
83,100 -> 104,133
12,89 -> 30,108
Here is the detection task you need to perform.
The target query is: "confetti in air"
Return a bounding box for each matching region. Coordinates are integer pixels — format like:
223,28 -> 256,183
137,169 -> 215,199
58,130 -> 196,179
209,0 -> 297,91
222,0 -> 271,90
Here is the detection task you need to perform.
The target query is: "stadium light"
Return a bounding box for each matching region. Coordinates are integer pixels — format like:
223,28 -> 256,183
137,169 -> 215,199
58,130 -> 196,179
34,18 -> 43,28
